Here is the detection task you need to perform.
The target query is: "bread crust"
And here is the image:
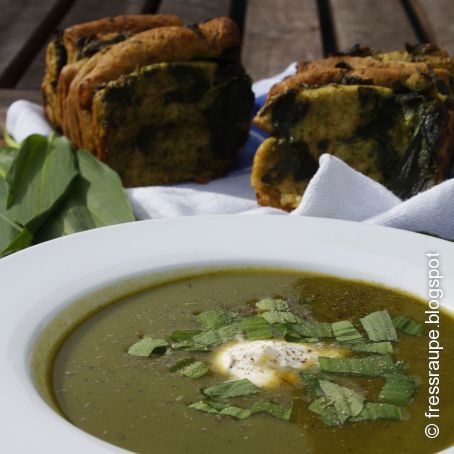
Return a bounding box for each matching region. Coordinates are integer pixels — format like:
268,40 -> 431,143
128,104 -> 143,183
42,14 -> 182,130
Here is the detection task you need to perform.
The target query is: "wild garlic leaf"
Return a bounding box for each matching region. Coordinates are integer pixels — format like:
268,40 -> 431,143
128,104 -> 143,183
288,321 -> 333,338
308,397 -> 345,426
251,401 -> 293,421
351,402 -> 406,422
0,176 -> 28,256
360,310 -> 398,342
6,135 -> 78,229
188,401 -> 252,420
319,355 -> 397,377
351,341 -> 394,355
332,320 -> 363,343
378,374 -> 416,405
260,311 -> 300,324
170,358 -> 209,379
34,150 -> 134,241
195,309 -> 237,330
127,338 -> 169,357
256,298 -> 289,312
240,316 -> 273,340
170,330 -> 202,342
319,380 -> 365,419
203,379 -> 260,399
392,315 -> 423,336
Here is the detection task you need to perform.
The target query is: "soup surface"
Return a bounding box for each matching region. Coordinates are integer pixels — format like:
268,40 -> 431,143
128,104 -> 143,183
53,270 -> 454,453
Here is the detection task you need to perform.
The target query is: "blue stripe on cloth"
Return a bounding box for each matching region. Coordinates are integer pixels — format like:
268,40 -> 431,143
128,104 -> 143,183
233,93 -> 268,170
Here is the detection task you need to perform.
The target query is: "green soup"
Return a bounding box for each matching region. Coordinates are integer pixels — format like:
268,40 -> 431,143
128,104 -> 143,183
52,270 -> 454,453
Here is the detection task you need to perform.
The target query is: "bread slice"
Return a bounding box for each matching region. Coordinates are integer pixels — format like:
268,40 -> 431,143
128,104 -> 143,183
43,16 -> 254,187
42,15 -> 182,129
252,45 -> 454,210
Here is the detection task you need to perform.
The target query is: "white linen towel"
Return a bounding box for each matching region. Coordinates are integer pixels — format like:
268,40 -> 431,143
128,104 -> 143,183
5,62 -> 454,239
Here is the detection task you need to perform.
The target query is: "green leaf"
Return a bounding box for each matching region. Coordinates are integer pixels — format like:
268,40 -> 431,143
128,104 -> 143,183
308,397 -> 345,426
392,315 -> 423,336
170,330 -> 202,342
260,311 -> 300,324
351,402 -> 406,422
351,341 -> 394,355
170,358 -> 208,378
256,298 -> 289,312
195,310 -> 237,330
3,129 -> 19,149
251,401 -> 293,421
319,355 -> 397,377
360,310 -> 398,342
240,315 -> 273,340
127,337 -> 169,357
188,401 -> 252,420
202,379 -> 260,399
378,374 -> 416,405
0,163 -> 33,256
217,322 -> 242,342
6,135 -> 77,229
332,320 -> 363,343
319,380 -> 364,420
300,372 -> 323,398
288,321 -> 333,338
191,329 -> 222,348
34,149 -> 134,241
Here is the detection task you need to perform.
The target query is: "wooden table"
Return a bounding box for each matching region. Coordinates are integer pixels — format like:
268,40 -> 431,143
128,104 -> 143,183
1,0 -> 453,141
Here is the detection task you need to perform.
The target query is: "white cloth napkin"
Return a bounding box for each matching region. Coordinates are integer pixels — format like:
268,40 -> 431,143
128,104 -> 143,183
5,63 -> 454,239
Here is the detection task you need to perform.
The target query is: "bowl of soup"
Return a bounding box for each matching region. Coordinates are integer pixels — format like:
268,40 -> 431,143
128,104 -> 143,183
1,215 -> 453,453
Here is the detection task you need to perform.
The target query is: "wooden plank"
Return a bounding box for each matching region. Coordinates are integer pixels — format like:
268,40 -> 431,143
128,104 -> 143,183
242,0 -> 323,81
409,0 -> 454,54
158,0 -> 231,24
330,0 -> 418,52
17,0 -> 152,89
0,89 -> 42,146
0,0 -> 74,88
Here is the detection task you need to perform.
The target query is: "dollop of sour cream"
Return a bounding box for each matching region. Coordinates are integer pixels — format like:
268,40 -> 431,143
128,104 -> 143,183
212,340 -> 346,388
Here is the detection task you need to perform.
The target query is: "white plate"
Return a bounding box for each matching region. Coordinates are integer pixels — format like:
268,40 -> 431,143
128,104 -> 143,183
1,215 -> 453,453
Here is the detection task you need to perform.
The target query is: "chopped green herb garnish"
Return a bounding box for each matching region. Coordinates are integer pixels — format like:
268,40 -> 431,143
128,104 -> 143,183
188,400 -> 292,421
289,321 -> 333,338
191,329 -> 221,348
217,322 -> 242,342
351,402 -> 406,422
300,372 -> 322,398
332,320 -> 363,343
170,358 -> 209,378
351,341 -> 394,354
392,315 -> 423,336
195,310 -> 237,330
308,397 -> 345,426
188,401 -> 251,419
360,310 -> 398,341
240,316 -> 273,340
256,298 -> 289,312
319,355 -> 397,376
251,401 -> 293,421
378,374 -> 416,405
203,379 -> 260,399
319,380 -> 365,421
127,338 -> 169,357
170,330 -> 201,342
260,311 -> 300,324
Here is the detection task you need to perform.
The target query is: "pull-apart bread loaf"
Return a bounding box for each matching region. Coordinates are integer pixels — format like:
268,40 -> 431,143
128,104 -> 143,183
252,44 -> 454,210
43,16 -> 254,187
